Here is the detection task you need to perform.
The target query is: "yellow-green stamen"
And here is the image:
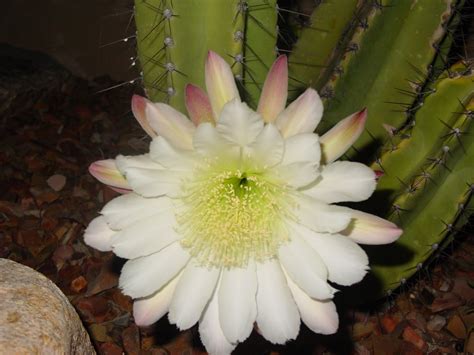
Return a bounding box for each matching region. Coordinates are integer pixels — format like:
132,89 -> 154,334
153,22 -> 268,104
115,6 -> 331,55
178,168 -> 293,268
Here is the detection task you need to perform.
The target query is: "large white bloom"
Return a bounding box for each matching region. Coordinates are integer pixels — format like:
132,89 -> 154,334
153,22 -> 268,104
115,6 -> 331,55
85,52 -> 402,354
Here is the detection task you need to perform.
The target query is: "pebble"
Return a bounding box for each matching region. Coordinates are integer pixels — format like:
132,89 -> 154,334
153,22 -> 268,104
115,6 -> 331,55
427,315 -> 446,331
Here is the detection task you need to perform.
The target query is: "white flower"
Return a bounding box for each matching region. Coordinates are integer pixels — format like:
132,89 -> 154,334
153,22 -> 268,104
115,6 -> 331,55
85,51 -> 402,354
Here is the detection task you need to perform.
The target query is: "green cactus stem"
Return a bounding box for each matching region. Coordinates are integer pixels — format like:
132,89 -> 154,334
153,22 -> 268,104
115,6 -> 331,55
288,0 -> 364,100
135,0 -> 280,113
319,0 -> 456,154
135,0 -> 245,113
361,66 -> 474,299
242,0 -> 279,107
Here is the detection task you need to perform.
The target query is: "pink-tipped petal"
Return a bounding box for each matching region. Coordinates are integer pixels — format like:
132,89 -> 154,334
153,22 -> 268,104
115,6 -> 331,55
205,50 -> 240,119
340,208 -> 403,245
185,84 -> 215,125
109,187 -> 132,194
320,108 -> 367,163
146,102 -> 196,150
275,88 -> 323,138
89,159 -> 131,190
374,170 -> 384,180
131,95 -> 157,137
258,55 -> 288,123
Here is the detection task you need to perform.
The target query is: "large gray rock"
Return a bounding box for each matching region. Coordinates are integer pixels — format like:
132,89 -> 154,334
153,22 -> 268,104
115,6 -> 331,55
0,258 -> 95,354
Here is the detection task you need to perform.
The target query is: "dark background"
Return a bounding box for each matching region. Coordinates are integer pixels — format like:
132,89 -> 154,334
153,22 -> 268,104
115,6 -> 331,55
1,0 -> 135,81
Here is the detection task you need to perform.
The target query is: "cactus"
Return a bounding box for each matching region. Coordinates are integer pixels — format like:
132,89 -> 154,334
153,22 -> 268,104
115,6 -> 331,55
134,0 -> 279,113
288,0 -> 366,98
135,0 -> 245,113
300,0 -> 458,148
132,0 -> 473,301
362,66 -> 474,298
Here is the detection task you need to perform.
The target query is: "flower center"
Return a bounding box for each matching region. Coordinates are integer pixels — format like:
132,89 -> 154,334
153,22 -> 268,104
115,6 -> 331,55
177,169 -> 293,268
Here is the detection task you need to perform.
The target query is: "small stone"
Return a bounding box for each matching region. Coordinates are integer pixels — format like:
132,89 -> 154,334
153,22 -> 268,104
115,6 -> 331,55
122,324 -> 140,355
35,190 -> 60,205
352,321 -> 376,340
41,216 -> 59,231
396,295 -> 411,313
452,277 -> 474,302
354,343 -> 371,355
52,245 -> 74,270
400,341 -> 424,355
446,314 -> 467,339
111,289 -> 133,313
465,330 -> 474,353
85,257 -> 119,296
427,347 -> 456,355
88,323 -> 112,343
406,311 -> 427,331
71,276 -> 88,293
381,315 -> 400,333
373,334 -> 402,355
438,279 -> 452,292
99,342 -> 123,355
430,293 -> 464,312
47,174 -> 67,191
402,326 -> 427,351
427,315 -> 446,331
75,296 -> 109,323
459,306 -> 474,329
73,186 -> 90,199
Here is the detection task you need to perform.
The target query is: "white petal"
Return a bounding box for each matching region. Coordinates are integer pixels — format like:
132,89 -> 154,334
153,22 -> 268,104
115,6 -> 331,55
246,123 -> 284,169
111,210 -> 180,259
149,136 -> 196,170
255,260 -> 300,344
297,225 -> 369,286
272,162 -> 319,189
122,167 -> 183,198
193,122 -> 224,153
340,208 -> 403,245
115,154 -> 160,172
286,277 -> 338,335
101,193 -> 173,230
282,133 -> 321,165
168,263 -> 220,330
133,273 -> 181,326
84,216 -> 114,252
303,161 -> 376,203
119,242 -> 189,298
275,88 -> 323,138
199,285 -> 236,355
218,263 -> 257,343
193,122 -> 239,164
278,232 -> 334,300
216,99 -> 264,147
294,195 -> 352,233
146,102 -> 195,150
